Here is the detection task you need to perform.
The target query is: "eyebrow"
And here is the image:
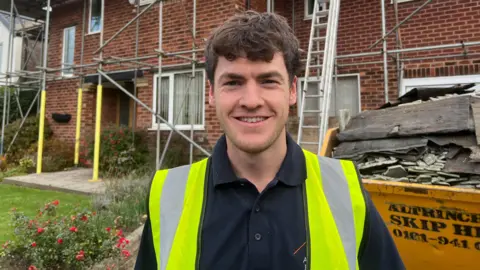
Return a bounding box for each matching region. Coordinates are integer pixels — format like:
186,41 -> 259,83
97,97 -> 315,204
218,71 -> 285,82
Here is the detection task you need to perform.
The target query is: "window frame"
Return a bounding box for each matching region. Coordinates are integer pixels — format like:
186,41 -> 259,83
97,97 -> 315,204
0,42 -> 3,72
88,0 -> 103,34
151,69 -> 206,131
296,73 -> 361,117
400,75 -> 480,96
304,0 -> 327,20
61,26 -> 76,77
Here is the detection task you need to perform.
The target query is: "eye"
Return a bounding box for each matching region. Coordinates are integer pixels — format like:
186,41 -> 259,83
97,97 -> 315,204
224,80 -> 241,86
262,79 -> 278,85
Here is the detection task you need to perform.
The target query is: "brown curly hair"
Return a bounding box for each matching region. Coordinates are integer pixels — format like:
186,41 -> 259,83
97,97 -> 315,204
204,11 -> 301,86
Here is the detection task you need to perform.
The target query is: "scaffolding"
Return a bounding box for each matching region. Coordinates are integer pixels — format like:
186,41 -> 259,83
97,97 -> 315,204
0,0 -> 211,181
0,0 -> 480,177
333,0 -> 480,102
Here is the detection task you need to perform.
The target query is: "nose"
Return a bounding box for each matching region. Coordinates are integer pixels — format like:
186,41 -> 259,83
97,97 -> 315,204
238,80 -> 264,110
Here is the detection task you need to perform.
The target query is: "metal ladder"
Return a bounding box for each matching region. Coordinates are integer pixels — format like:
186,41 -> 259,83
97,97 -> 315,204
296,0 -> 341,154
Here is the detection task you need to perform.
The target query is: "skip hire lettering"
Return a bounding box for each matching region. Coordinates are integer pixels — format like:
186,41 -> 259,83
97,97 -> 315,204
387,203 -> 480,251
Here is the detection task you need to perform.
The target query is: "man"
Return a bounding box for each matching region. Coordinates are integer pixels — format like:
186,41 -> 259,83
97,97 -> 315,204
135,11 -> 404,270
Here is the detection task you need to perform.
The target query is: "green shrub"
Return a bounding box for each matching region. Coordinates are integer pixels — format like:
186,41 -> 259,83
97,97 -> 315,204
159,133 -> 194,169
0,200 -> 131,270
3,116 -> 52,165
42,139 -> 75,172
85,125 -> 152,178
0,87 -> 38,124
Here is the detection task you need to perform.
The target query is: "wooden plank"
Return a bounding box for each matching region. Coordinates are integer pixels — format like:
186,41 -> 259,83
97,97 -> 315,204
337,95 -> 474,142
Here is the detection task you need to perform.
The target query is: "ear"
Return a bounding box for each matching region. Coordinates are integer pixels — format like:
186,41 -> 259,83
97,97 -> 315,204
289,76 -> 297,106
208,80 -> 215,107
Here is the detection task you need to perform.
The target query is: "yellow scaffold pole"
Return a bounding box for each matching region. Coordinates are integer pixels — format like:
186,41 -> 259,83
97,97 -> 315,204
89,84 -> 102,182
74,88 -> 82,166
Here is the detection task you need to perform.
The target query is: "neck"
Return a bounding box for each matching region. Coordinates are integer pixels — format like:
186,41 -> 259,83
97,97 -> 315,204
227,131 -> 288,192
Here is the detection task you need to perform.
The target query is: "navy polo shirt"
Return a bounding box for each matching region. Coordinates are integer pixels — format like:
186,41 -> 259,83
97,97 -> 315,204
134,133 -> 405,270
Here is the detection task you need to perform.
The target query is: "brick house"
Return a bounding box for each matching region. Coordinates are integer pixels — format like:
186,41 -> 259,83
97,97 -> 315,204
5,0 -> 480,153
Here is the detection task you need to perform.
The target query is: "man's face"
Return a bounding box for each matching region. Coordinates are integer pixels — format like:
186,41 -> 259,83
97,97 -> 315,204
209,53 -> 297,154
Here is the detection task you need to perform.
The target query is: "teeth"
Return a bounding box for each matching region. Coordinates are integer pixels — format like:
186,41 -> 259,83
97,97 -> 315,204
239,117 -> 267,123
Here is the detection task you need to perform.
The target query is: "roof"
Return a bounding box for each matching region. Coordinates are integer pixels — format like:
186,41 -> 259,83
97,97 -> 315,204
0,0 -> 82,21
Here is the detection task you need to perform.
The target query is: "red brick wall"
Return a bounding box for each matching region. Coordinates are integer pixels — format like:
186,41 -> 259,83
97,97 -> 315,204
45,0 -> 245,148
274,0 -> 480,110
45,0 -> 480,149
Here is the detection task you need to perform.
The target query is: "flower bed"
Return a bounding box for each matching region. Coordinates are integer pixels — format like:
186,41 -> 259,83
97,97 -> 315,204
0,174 -> 151,269
0,200 -> 133,270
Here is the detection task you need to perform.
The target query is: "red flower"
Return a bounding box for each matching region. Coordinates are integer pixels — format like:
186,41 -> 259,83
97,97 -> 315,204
52,200 -> 59,206
28,266 -> 37,270
57,238 -> 63,244
80,215 -> 88,222
76,250 -> 85,261
116,229 -> 123,237
31,242 -> 36,247
69,226 -> 78,233
117,237 -> 130,248
121,249 -> 131,258
37,227 -> 44,234
106,227 -> 111,232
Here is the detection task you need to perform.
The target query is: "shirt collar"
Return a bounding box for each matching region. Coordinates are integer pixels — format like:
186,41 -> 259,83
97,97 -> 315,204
210,132 -> 307,187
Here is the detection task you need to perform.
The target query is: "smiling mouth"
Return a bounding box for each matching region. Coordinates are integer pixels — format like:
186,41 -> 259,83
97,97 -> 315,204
235,117 -> 269,123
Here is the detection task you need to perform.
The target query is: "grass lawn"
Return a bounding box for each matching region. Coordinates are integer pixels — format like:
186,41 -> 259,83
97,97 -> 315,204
0,184 -> 92,244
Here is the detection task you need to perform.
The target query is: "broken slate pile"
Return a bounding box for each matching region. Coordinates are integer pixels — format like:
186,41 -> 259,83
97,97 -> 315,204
332,84 -> 480,189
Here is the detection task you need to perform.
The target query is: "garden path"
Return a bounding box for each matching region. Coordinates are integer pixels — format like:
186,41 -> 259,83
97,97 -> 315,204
2,168 -> 105,195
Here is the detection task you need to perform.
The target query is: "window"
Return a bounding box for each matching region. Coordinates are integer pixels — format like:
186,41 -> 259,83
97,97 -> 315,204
400,75 -> 480,96
62,26 -> 75,76
296,74 -> 361,117
305,0 -> 327,19
152,69 -> 205,130
89,0 -> 103,33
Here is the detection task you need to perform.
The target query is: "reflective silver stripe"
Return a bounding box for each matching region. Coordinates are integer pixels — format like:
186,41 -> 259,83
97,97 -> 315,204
159,164 -> 192,270
317,156 -> 356,270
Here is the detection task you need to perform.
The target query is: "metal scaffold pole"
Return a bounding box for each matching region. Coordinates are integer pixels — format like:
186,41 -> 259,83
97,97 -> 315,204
156,1 -> 163,170
1,0 -> 15,156
36,0 -> 51,174
132,0 -> 141,141
74,0 -> 87,167
90,0 -> 105,182
380,0 -> 389,103
190,0 -> 197,164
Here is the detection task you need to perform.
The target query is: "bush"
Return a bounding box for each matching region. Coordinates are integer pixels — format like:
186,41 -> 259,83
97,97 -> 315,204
0,87 -> 39,124
159,133 -> 194,169
84,125 -> 152,178
3,116 -> 52,165
91,175 -> 150,233
42,139 -> 75,172
0,200 -> 132,270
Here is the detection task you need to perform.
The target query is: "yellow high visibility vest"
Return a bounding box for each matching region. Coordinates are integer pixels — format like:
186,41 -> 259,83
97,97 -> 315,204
148,149 -> 366,270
